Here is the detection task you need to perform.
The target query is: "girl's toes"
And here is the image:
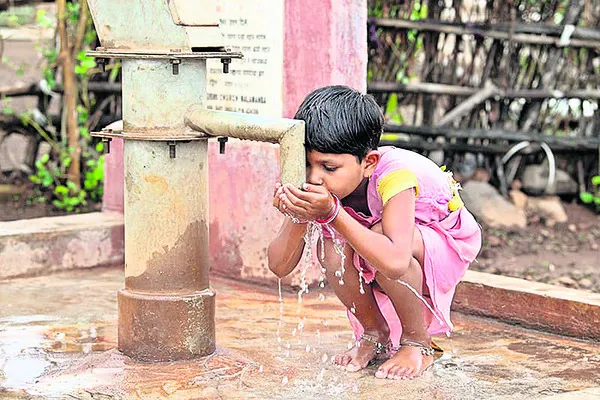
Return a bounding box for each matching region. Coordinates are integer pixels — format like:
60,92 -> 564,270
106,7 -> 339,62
375,366 -> 390,379
346,361 -> 362,372
391,366 -> 408,380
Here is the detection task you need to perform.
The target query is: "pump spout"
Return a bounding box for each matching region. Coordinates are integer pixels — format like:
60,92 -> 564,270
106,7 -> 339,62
185,105 -> 305,188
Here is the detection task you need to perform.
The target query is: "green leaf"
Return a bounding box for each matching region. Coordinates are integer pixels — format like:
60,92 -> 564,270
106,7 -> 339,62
66,180 -> 77,190
42,175 -> 53,187
2,107 -> 14,115
109,64 -> 121,81
96,142 -> 104,153
36,9 -> 53,28
54,185 -> 69,195
40,154 -> 50,163
594,197 -> 600,206
580,192 -> 594,204
385,93 -> 398,116
591,175 -> 600,186
62,156 -> 72,168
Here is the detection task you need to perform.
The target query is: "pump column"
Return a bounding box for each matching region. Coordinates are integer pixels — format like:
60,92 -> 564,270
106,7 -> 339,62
117,57 -> 214,362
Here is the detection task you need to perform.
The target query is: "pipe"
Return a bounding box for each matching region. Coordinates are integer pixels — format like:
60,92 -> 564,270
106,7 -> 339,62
185,105 -> 306,188
501,140 -> 556,194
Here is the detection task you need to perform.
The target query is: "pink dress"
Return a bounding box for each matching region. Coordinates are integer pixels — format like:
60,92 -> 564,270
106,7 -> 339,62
334,147 -> 482,346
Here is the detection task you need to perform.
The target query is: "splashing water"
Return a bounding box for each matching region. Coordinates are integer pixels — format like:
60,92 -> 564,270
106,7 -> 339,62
317,368 -> 326,381
395,279 -> 446,327
276,279 -> 284,351
304,220 -> 447,329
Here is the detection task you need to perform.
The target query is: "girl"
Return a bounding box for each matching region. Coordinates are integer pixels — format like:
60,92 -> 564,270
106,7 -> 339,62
268,85 -> 481,380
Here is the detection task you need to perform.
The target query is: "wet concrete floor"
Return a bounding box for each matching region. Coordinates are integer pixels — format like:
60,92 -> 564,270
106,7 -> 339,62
1,267 -> 599,399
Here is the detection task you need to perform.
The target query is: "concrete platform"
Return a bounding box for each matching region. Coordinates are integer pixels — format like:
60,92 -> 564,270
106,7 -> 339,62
0,212 -> 124,279
1,267 -> 599,399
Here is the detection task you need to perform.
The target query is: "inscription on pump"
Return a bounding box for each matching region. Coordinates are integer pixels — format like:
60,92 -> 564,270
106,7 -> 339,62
206,1 -> 284,117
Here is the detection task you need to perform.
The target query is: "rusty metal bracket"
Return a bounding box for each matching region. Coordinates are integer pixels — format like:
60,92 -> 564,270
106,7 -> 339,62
91,128 -> 207,142
87,49 -> 243,62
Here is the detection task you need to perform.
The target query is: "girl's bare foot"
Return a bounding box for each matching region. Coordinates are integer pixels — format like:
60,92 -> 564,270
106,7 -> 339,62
374,340 -> 434,379
334,333 -> 390,372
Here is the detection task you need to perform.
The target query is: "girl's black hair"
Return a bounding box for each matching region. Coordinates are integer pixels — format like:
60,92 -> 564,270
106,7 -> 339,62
294,85 -> 384,160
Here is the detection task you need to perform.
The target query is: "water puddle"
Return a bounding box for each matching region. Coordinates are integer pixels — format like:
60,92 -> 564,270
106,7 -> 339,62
0,321 -> 114,392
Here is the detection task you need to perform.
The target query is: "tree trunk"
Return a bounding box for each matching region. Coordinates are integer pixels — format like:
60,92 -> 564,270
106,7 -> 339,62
57,0 -> 81,187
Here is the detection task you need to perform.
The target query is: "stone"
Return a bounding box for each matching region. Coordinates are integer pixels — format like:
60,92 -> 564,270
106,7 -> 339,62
487,235 -> 502,247
568,224 -> 577,232
472,168 -> 490,182
557,276 -> 577,287
521,164 -> 578,195
461,181 -> 527,229
509,189 -> 528,210
579,279 -> 593,289
526,196 -> 568,224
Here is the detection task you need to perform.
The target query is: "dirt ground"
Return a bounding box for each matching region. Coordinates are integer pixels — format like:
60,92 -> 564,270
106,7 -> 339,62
0,185 -> 100,222
472,202 -> 600,294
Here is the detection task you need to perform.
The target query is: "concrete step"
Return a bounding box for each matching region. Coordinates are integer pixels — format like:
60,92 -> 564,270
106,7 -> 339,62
0,212 -> 124,279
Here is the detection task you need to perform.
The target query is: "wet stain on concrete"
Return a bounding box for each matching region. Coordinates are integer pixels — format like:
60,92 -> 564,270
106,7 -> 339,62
1,268 -> 600,399
125,220 -> 209,293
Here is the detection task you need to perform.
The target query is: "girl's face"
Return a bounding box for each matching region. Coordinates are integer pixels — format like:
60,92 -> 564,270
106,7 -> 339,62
306,150 -> 380,200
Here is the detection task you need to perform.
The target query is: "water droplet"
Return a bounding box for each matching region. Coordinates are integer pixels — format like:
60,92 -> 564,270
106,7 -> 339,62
338,279 -> 344,286
305,344 -> 311,352
335,270 -> 341,277
347,341 -> 353,349
319,293 -> 325,301
318,368 -> 325,381
292,328 -> 297,336
321,353 -> 328,363
285,343 -> 291,349
319,281 -> 325,288
350,303 -> 356,314
352,383 -> 359,393
259,365 -> 264,373
89,327 -> 97,339
282,376 -> 289,384
359,288 -> 365,294
323,320 -> 328,327
82,342 -> 92,354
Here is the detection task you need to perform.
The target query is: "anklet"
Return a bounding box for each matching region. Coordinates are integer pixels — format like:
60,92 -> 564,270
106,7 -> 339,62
359,333 -> 391,355
395,340 -> 435,356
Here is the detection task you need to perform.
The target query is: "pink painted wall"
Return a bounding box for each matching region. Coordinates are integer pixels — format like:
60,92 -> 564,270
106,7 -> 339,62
102,0 -> 367,286
283,0 -> 367,118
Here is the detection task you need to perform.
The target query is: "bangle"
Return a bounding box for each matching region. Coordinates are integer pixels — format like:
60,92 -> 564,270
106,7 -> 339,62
316,194 -> 340,225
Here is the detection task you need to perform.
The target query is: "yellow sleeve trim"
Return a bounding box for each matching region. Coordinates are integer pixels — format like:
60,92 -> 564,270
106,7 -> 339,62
377,169 -> 419,205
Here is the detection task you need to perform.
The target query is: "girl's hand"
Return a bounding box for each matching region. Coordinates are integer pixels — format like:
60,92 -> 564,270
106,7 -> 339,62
280,183 -> 335,221
272,182 -> 284,213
